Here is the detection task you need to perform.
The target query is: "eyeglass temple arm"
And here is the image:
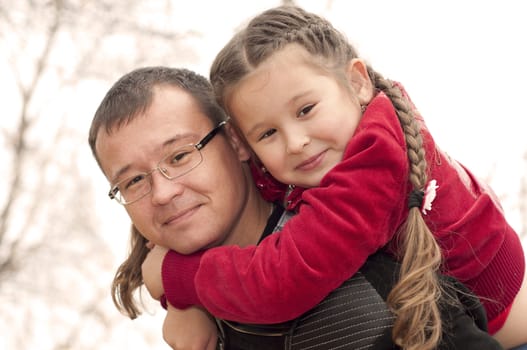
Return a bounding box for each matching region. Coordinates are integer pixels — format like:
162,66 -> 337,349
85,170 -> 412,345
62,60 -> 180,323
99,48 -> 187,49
108,187 -> 118,200
196,121 -> 227,150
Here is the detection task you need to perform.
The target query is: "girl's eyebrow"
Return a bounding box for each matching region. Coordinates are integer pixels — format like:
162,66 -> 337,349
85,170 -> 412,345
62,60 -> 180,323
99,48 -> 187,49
289,91 -> 311,106
244,91 -> 312,139
245,122 -> 266,139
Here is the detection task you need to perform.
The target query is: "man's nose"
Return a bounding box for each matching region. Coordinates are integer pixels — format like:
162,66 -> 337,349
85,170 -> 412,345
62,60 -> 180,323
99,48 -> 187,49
149,170 -> 184,205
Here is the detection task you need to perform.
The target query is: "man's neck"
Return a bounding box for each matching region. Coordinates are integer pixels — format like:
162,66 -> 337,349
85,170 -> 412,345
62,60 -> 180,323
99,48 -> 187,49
224,171 -> 274,248
231,198 -> 273,248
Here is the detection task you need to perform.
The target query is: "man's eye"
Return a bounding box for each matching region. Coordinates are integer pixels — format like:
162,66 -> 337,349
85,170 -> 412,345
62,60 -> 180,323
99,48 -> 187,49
124,174 -> 146,189
169,150 -> 192,164
298,104 -> 314,117
258,129 -> 276,141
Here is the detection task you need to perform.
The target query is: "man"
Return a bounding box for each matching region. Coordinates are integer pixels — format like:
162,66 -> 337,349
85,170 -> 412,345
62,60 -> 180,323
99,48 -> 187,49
89,66 -> 502,349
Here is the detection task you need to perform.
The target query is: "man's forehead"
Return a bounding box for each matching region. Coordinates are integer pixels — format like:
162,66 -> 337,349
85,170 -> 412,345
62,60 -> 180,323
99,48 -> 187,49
97,86 -> 218,171
108,94 -> 211,142
96,114 -> 218,180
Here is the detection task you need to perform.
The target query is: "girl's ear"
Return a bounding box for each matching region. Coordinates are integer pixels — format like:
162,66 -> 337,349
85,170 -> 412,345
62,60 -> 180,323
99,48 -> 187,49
346,58 -> 374,105
224,121 -> 252,161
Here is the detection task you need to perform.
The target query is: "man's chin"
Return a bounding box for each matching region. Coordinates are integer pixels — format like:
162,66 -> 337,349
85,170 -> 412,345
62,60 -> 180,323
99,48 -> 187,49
172,237 -> 219,255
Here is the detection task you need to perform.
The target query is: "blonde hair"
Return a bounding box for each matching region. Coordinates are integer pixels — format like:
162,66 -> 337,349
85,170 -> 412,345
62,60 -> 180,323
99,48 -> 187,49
210,6 -> 443,349
111,225 -> 149,319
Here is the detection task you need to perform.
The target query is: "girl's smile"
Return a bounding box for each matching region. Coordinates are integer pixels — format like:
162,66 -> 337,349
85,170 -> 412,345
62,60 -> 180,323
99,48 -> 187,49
227,44 -> 370,188
294,150 -> 328,172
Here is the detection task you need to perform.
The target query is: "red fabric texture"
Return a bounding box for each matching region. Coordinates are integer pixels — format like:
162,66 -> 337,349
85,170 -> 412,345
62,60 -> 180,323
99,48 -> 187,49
161,90 -> 525,327
488,304 -> 512,335
162,250 -> 202,309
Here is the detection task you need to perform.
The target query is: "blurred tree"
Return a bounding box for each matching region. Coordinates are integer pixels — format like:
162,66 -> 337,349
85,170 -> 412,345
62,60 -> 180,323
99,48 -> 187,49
0,0 -> 524,349
0,0 -> 197,348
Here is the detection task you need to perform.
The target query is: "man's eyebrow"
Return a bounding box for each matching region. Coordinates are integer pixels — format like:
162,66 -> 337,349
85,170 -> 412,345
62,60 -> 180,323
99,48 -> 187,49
160,133 -> 196,148
111,132 -> 199,184
111,164 -> 131,185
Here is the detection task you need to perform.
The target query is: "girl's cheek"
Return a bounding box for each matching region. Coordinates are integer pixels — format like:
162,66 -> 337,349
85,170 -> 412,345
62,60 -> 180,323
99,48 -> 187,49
254,144 -> 274,160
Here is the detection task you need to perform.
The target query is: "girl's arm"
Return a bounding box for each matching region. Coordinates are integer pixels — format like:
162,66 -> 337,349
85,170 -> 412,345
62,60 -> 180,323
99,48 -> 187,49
142,244 -> 166,300
163,304 -> 218,350
163,94 -> 409,323
142,245 -> 218,350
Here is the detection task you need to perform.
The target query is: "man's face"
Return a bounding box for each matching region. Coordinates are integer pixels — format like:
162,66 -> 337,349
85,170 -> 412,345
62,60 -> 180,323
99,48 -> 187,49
95,86 -> 252,254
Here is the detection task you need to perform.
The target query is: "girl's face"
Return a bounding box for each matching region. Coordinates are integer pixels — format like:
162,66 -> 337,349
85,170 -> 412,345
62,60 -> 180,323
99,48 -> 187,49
227,44 -> 373,188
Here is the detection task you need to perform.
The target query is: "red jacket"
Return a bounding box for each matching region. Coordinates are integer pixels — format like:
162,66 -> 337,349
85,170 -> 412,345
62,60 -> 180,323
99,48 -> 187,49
162,89 -> 525,332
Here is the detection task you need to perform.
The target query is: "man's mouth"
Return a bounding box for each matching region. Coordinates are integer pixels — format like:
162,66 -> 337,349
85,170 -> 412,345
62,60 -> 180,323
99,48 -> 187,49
163,205 -> 201,226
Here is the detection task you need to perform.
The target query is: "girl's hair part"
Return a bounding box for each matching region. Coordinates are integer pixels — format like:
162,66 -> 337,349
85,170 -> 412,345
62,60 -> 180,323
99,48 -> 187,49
210,5 -> 444,349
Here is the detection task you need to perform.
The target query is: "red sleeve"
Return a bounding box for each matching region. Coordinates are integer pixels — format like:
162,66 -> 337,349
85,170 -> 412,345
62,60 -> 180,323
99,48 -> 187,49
162,94 -> 409,323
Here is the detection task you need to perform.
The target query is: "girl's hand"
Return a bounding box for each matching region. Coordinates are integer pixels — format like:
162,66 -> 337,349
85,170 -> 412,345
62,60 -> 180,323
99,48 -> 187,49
163,303 -> 218,350
142,244 -> 168,300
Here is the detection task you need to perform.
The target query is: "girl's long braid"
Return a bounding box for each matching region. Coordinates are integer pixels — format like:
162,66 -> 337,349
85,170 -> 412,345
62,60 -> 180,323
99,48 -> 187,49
369,69 -> 443,350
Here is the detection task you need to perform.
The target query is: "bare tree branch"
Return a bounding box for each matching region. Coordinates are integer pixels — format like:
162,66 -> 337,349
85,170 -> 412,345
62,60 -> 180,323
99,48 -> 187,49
0,1 -> 199,348
0,0 -> 61,246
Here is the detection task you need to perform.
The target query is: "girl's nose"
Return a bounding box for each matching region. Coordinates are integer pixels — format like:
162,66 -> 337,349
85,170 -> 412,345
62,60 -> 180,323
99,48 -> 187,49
286,133 -> 310,154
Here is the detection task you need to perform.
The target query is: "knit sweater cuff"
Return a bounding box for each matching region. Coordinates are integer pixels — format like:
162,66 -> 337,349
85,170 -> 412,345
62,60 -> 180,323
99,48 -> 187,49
468,229 -> 525,331
161,250 -> 203,309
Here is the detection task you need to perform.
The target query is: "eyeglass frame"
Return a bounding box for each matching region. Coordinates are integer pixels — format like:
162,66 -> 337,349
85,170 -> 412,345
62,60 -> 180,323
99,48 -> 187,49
108,120 -> 227,205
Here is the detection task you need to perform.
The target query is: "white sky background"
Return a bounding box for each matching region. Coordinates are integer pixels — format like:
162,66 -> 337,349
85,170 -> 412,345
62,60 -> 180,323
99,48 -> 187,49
28,0 -> 527,249
2,0 -> 527,349
107,0 -> 527,234
104,1 -> 527,347
171,0 -> 527,208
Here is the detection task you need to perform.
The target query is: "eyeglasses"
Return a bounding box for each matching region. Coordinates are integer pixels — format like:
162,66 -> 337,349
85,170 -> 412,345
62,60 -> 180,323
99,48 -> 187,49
108,121 -> 226,205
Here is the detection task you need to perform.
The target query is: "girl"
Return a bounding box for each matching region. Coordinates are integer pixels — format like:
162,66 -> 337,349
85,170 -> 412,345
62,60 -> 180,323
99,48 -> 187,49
151,5 -> 526,349
159,7 -> 527,349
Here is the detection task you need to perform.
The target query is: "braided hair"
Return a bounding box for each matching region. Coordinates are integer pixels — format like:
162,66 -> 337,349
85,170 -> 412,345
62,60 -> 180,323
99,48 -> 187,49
210,5 -> 443,349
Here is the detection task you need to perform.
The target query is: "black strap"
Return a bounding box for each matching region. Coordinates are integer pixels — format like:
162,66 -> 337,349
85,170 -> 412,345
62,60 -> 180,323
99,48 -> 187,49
258,204 -> 284,244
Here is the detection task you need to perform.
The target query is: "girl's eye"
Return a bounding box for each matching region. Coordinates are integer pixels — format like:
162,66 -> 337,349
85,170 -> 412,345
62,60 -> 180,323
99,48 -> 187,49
298,104 -> 314,118
258,128 -> 276,141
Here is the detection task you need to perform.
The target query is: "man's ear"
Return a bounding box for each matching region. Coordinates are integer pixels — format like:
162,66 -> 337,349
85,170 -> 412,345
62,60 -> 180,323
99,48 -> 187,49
224,122 -> 252,161
346,58 -> 374,105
